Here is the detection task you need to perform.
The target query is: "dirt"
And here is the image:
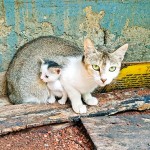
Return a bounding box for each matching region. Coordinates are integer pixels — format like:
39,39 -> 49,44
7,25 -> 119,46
0,122 -> 94,150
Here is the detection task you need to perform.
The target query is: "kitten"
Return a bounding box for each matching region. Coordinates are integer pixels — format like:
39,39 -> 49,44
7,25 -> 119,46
60,38 -> 128,113
40,59 -> 67,105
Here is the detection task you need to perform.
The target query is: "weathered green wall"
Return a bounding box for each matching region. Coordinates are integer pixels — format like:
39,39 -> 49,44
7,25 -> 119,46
0,0 -> 150,95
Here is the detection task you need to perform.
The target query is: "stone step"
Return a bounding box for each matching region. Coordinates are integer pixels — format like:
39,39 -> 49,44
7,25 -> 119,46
0,88 -> 149,135
81,115 -> 150,150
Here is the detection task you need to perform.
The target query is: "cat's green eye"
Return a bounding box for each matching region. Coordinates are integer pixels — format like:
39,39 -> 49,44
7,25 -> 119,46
92,65 -> 100,71
109,66 -> 116,72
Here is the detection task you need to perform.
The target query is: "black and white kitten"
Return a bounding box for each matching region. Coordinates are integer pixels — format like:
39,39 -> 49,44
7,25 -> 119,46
40,59 -> 67,105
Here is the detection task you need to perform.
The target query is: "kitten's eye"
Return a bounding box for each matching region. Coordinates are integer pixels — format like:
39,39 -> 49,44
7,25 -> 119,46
45,75 -> 49,78
92,65 -> 100,71
109,66 -> 116,72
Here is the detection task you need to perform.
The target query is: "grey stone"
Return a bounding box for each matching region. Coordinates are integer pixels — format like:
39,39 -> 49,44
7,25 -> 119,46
81,115 -> 150,150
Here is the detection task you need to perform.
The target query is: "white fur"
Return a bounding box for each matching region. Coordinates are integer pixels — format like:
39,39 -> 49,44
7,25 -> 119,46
23,97 -> 43,104
61,57 -> 99,113
61,56 -> 121,113
40,63 -> 67,105
62,57 -> 98,93
47,80 -> 67,104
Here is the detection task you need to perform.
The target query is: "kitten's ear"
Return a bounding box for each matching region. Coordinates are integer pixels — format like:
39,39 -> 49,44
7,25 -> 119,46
39,58 -> 45,64
112,44 -> 128,61
84,38 -> 97,55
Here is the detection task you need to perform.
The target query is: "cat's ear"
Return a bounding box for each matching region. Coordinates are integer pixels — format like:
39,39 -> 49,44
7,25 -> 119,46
84,38 -> 97,55
112,44 -> 128,61
39,58 -> 45,64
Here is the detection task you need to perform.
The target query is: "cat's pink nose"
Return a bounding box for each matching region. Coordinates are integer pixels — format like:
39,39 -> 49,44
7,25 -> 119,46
101,78 -> 107,83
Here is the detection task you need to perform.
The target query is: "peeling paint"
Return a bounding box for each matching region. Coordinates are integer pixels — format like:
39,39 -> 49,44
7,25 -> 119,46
0,43 -> 7,54
62,6 -> 106,48
13,0 -> 54,48
122,21 -> 150,61
105,19 -> 150,61
0,18 -> 12,37
15,21 -> 54,48
122,19 -> 150,47
79,6 -> 105,45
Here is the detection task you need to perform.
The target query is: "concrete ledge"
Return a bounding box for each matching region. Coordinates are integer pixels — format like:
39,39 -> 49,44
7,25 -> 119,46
0,88 -> 149,135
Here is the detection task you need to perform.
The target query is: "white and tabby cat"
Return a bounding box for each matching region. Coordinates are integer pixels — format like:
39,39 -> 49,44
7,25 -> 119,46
40,59 -> 67,105
60,39 -> 128,113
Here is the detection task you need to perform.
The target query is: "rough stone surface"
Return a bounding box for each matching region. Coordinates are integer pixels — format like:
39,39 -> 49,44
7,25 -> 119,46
81,115 -> 150,150
0,88 -> 149,136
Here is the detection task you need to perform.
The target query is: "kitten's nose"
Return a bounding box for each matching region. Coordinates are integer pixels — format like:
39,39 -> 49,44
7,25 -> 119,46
101,78 -> 107,83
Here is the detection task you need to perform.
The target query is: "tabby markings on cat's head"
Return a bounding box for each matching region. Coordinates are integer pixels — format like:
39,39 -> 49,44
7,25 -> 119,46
82,38 -> 128,87
39,59 -> 61,83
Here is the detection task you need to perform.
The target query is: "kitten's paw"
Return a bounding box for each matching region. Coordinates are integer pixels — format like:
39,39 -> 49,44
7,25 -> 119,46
58,98 -> 66,105
72,104 -> 87,114
84,97 -> 98,106
47,97 -> 56,104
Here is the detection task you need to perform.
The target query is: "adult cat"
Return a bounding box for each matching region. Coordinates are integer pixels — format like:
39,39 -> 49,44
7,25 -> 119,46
60,39 -> 128,113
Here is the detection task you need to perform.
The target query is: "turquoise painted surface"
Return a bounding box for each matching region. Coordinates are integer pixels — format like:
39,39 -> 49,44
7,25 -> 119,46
0,0 -> 150,72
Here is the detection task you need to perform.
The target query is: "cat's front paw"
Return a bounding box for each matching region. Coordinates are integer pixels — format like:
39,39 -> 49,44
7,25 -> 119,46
72,104 -> 87,114
58,98 -> 66,105
84,97 -> 98,106
47,97 -> 56,104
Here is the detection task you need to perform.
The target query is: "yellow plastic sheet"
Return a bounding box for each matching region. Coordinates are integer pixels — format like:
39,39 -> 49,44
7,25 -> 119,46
105,62 -> 150,92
